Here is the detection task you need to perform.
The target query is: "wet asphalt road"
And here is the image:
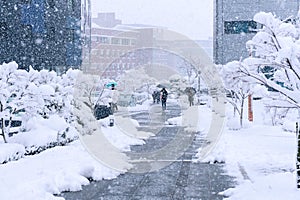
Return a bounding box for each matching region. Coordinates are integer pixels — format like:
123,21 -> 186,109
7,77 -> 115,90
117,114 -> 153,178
60,102 -> 235,200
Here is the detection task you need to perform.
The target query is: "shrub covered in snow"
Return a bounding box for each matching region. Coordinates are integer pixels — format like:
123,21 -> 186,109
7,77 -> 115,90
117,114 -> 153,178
0,62 -> 81,143
0,143 -> 25,164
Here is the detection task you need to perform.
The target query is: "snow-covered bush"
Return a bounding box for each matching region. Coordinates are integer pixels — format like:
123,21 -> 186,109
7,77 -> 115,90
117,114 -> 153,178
0,62 -> 81,144
0,143 -> 25,164
0,62 -> 31,142
10,115 -> 78,155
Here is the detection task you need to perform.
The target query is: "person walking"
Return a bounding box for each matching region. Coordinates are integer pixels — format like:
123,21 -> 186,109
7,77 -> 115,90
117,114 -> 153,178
160,88 -> 168,110
109,84 -> 119,113
185,87 -> 196,107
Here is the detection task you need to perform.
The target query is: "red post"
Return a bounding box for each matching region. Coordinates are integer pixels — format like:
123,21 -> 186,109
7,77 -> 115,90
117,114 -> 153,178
248,95 -> 253,122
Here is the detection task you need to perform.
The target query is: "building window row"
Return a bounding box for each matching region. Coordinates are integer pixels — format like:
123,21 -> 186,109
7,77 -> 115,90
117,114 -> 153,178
95,49 -> 134,58
224,20 -> 257,34
91,36 -> 135,46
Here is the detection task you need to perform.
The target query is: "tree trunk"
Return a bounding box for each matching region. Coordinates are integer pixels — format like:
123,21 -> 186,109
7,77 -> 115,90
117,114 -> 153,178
297,122 -> 300,189
240,98 -> 244,127
1,118 -> 7,143
0,102 -> 7,143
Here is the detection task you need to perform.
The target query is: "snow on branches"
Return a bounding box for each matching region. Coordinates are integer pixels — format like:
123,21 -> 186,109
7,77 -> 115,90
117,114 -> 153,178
229,12 -> 300,110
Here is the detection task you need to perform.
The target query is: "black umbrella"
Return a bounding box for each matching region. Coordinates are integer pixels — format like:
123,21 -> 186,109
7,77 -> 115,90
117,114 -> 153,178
185,87 -> 197,95
157,83 -> 170,88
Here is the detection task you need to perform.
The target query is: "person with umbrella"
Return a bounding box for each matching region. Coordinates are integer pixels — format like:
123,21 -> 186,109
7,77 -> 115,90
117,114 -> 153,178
185,87 -> 196,106
108,83 -> 119,113
160,87 -> 168,110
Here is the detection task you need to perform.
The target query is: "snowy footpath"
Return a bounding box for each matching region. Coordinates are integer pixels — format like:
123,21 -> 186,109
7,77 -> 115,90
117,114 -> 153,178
199,100 -> 300,200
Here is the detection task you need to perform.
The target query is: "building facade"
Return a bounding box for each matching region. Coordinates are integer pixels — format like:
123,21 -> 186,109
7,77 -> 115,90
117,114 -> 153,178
90,13 -> 206,79
0,0 -> 81,72
88,25 -> 141,77
214,0 -> 300,64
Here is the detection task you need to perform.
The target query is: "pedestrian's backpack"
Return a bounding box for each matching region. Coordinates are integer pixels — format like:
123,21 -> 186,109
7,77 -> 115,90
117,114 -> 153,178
162,90 -> 168,98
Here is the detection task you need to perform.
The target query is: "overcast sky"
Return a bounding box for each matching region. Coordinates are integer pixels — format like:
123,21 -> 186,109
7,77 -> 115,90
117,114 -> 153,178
91,0 -> 213,40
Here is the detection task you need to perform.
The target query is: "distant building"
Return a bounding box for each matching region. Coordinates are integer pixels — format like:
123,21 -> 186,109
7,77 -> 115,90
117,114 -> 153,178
92,13 -> 122,28
90,15 -> 161,77
88,24 -> 140,77
90,13 -> 213,79
0,0 -> 81,72
214,0 -> 300,64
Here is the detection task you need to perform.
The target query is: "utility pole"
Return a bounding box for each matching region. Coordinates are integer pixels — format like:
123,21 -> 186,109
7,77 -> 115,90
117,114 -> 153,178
81,0 -> 91,73
197,70 -> 201,105
297,122 -> 300,189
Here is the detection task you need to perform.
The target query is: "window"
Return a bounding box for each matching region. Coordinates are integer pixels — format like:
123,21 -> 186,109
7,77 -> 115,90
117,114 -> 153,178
100,36 -> 109,44
47,0 -> 55,8
111,38 -> 120,45
21,0 -> 31,4
91,36 -> 98,42
224,20 -> 257,34
131,39 -> 136,46
121,39 -> 130,45
0,22 -> 8,38
66,29 -> 75,42
22,25 -> 32,39
48,27 -> 55,40
67,0 -> 75,12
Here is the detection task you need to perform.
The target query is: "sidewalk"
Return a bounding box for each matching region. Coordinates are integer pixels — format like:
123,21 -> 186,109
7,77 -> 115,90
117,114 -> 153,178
61,102 -> 235,199
204,124 -> 300,200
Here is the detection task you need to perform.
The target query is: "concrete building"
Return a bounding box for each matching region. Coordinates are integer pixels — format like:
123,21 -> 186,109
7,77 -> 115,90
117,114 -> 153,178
214,0 -> 300,64
0,0 -> 81,72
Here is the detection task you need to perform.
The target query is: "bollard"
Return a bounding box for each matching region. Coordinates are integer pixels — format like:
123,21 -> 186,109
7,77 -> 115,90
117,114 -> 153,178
248,95 -> 253,122
109,118 -> 114,127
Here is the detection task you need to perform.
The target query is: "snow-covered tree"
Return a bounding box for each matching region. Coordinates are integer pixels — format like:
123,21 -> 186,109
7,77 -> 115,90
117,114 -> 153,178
232,12 -> 300,108
118,67 -> 157,103
169,74 -> 189,98
221,61 -> 254,127
59,68 -> 80,123
72,72 -> 107,135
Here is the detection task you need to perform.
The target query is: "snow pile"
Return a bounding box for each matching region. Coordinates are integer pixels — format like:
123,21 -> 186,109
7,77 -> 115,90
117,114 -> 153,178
221,173 -> 299,200
9,115 -> 78,155
166,116 -> 182,126
0,143 -> 25,164
0,103 -> 150,199
101,124 -> 145,152
0,141 -> 121,200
